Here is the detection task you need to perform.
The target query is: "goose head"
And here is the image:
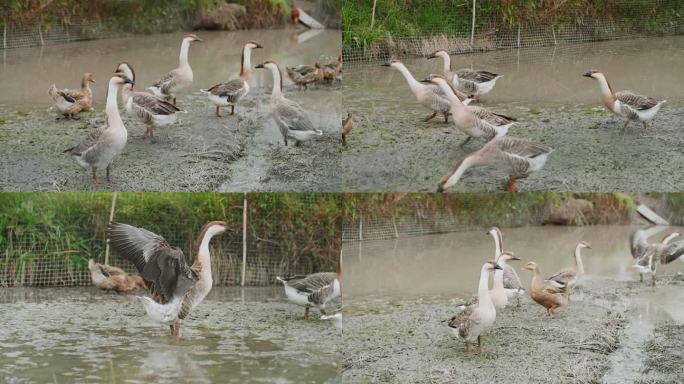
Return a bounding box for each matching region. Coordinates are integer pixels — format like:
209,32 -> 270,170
115,62 -> 136,84
521,261 -> 539,272
499,252 -> 521,262
420,74 -> 447,85
245,40 -> 263,50
485,260 -> 503,272
661,232 -> 681,244
577,241 -> 592,249
255,61 -> 279,71
427,50 -> 449,60
111,72 -> 134,86
184,34 -> 203,43
583,69 -> 604,80
83,73 -> 96,84
381,59 -> 402,68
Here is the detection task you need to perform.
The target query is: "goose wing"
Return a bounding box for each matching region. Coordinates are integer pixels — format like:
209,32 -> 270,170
661,240 -> 684,264
469,106 -> 516,126
502,264 -> 524,291
630,229 -> 650,260
282,272 -> 336,293
496,137 -> 553,158
64,125 -> 106,158
616,91 -> 658,111
206,79 -> 247,102
133,92 -> 180,116
107,222 -> 198,303
429,82 -> 470,103
448,298 -> 478,338
275,99 -> 315,132
152,70 -> 178,95
546,268 -> 575,289
456,69 -> 499,83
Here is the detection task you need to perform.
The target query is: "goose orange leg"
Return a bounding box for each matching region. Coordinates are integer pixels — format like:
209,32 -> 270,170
651,274 -> 656,287
465,340 -> 472,353
91,167 -> 107,184
507,176 -> 517,193
231,105 -> 235,115
476,336 -> 483,354
170,322 -> 181,339
622,120 -> 630,131
215,106 -> 221,117
303,307 -> 310,320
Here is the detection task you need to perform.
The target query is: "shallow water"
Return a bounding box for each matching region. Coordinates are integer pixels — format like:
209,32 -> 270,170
0,287 -> 340,383
342,225 -> 684,300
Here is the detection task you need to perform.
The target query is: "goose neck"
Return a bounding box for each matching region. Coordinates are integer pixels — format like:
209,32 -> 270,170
574,245 -> 584,276
179,39 -> 191,68
443,156 -> 477,189
394,64 -> 423,94
240,46 -> 252,80
268,65 -> 283,99
105,80 -> 122,127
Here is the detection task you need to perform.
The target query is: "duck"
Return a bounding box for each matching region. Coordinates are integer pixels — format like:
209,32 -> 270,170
286,63 -> 324,90
107,221 -> 230,338
201,40 -> 263,117
436,137 -> 553,192
630,229 -> 683,286
88,259 -> 146,292
148,34 -> 202,105
276,272 -> 341,320
424,75 -> 516,146
381,60 -> 473,123
47,72 -> 96,119
428,50 -> 502,102
521,261 -> 569,316
64,72 -> 132,184
583,70 -> 666,131
341,111 -> 354,146
447,260 -> 501,354
488,227 -> 525,307
546,241 -> 591,295
322,55 -> 342,83
256,61 -> 323,146
115,62 -> 180,143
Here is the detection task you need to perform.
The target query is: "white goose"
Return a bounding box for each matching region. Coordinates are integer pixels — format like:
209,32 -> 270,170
489,227 -> 525,307
202,40 -> 263,117
547,241 -> 591,298
425,75 -> 515,146
448,260 -> 501,354
116,63 -> 180,143
437,137 -> 553,192
276,272 -> 341,320
107,221 -> 230,338
255,61 -> 323,146
64,73 -> 132,184
148,34 -> 202,105
428,50 -> 502,101
583,70 -> 666,131
381,60 -> 473,123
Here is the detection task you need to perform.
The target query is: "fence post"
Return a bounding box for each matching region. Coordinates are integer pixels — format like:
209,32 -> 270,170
470,0 -> 476,45
358,215 -> 363,241
370,0 -> 377,30
241,193 -> 247,287
517,25 -> 521,48
104,192 -> 118,265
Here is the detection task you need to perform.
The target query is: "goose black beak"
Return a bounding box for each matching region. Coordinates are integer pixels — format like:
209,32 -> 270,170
493,263 -> 503,270
511,256 -> 521,261
582,72 -> 593,78
436,184 -> 445,193
255,63 -> 265,69
427,52 -> 437,59
223,224 -> 233,232
381,62 -> 391,67
124,77 -> 134,85
255,43 -> 264,49
195,37 -> 203,43
420,78 -> 432,83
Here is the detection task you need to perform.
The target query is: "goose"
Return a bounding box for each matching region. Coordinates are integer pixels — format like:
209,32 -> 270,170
428,50 -> 502,101
115,63 -> 180,143
436,137 -> 553,192
583,70 -> 666,131
424,75 -> 515,146
64,72 -> 132,184
256,61 -> 323,146
546,241 -> 591,295
201,40 -> 263,117
276,272 -> 341,320
148,34 -> 202,105
489,227 -> 525,306
107,221 -> 230,337
88,259 -> 146,292
630,230 -> 683,286
381,60 -> 473,123
522,261 -> 569,316
47,72 -> 96,119
447,260 -> 501,354
286,63 -> 324,90
341,111 -> 354,146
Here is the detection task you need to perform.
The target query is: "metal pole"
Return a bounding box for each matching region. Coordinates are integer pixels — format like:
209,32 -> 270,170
104,192 -> 118,265
470,0 -> 476,45
241,193 -> 247,287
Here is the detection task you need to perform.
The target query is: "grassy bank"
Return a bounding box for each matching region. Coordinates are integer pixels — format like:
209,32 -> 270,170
0,193 -> 342,286
343,0 -> 684,48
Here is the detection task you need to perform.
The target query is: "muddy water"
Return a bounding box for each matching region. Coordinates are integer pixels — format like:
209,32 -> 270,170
0,29 -> 342,192
0,287 -> 340,383
341,36 -> 684,192
342,225 -> 684,298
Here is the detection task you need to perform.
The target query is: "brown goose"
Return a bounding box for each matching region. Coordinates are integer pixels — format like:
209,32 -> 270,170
88,259 -> 146,292
48,72 -> 96,119
286,63 -> 324,90
522,261 -> 569,316
64,72 -> 132,184
341,112 -> 354,146
202,40 -> 263,117
583,70 -> 666,131
148,34 -> 202,105
116,63 -> 180,143
107,221 -> 230,338
437,137 -> 553,192
546,241 -> 591,296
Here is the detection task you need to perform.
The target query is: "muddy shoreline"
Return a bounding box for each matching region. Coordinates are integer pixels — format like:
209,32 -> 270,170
341,274 -> 684,383
0,85 -> 341,192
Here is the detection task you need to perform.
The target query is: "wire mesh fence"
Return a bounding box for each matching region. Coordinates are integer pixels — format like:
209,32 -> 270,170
0,193 -> 341,287
342,0 -> 684,67
1,21 -> 120,50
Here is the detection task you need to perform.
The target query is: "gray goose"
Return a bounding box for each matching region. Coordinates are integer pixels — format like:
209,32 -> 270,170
256,61 -> 323,146
428,50 -> 502,102
437,137 -> 553,192
630,229 -> 684,286
148,34 -> 202,105
276,272 -> 341,320
202,40 -> 263,117
107,221 -> 230,338
116,63 -> 179,143
64,72 -> 132,184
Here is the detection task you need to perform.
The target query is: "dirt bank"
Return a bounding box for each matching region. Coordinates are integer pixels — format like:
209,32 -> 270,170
0,85 -> 341,192
341,274 -> 684,383
340,101 -> 684,192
